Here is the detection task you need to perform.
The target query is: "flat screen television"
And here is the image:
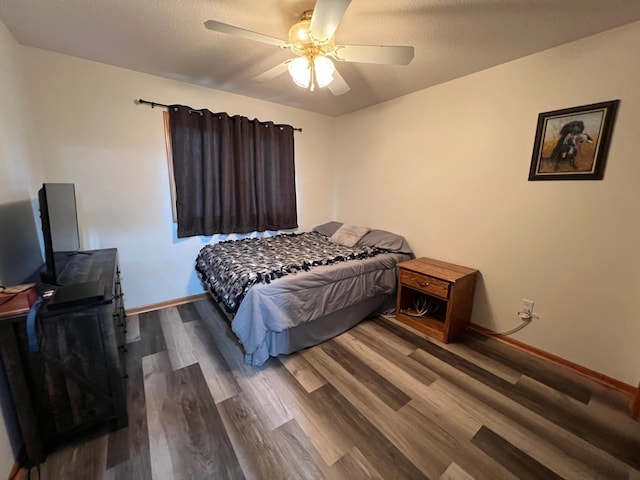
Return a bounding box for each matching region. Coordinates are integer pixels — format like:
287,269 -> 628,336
38,183 -> 80,285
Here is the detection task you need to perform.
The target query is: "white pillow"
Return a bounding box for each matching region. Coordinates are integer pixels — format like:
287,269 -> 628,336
329,223 -> 370,247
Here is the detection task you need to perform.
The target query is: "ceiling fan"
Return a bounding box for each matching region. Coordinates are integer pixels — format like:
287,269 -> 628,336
204,0 -> 414,96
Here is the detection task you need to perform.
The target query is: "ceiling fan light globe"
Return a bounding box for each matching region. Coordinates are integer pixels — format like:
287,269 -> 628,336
288,56 -> 335,90
288,56 -> 311,88
314,56 -> 335,88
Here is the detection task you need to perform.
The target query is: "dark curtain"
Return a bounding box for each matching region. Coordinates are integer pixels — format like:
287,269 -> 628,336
169,105 -> 298,237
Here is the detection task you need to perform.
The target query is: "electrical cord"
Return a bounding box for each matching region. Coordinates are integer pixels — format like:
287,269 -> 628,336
0,284 -> 36,305
483,311 -> 538,336
26,464 -> 41,480
7,458 -> 22,480
484,317 -> 532,336
0,292 -> 20,306
400,294 -> 537,336
7,448 -> 41,480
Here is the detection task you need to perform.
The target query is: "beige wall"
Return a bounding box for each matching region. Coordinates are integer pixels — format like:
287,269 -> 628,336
333,22 -> 640,385
1,15 -> 638,477
22,47 -> 337,310
0,24 -> 43,286
0,17 -> 44,477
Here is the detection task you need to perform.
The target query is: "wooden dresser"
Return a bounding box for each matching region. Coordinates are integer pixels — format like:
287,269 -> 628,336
396,257 -> 478,343
0,248 -> 127,466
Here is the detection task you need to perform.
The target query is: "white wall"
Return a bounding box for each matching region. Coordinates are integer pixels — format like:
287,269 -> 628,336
333,22 -> 640,385
0,17 -> 44,477
22,48 -> 337,310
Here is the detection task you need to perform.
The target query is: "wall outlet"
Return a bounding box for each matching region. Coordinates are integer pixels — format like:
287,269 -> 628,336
521,299 -> 535,317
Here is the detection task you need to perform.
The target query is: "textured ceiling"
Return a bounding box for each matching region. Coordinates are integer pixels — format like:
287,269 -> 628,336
1,0 -> 639,116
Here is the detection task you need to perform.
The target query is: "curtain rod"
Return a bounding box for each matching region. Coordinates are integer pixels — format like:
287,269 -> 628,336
136,98 -> 302,132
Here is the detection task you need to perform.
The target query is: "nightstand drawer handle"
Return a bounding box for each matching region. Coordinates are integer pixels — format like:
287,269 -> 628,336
417,280 -> 430,287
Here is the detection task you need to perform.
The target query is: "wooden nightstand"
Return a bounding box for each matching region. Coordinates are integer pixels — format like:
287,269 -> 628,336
396,257 -> 478,343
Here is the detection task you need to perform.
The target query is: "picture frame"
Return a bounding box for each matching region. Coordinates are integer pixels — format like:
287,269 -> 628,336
528,100 -> 619,181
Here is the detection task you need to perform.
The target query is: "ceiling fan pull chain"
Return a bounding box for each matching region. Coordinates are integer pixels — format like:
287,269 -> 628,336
309,56 -> 316,92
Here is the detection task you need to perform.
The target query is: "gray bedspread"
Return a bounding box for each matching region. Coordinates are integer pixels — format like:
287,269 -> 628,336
196,232 -> 384,314
232,251 -> 411,365
197,223 -> 413,366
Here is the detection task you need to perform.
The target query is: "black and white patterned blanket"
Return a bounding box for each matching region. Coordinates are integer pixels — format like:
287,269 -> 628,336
196,232 -> 384,314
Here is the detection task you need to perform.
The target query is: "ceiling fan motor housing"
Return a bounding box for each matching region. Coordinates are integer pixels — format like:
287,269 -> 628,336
288,10 -> 335,58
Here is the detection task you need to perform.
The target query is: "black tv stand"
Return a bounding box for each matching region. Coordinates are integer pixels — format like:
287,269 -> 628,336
0,248 -> 127,467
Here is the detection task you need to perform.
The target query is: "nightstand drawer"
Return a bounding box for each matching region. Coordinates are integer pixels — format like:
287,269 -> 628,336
400,269 -> 450,299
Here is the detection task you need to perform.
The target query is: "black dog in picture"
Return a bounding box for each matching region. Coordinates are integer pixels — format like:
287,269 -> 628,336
548,120 -> 587,171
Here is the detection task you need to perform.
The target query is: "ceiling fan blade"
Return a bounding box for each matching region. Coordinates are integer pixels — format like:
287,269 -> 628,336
309,0 -> 352,45
204,20 -> 288,48
253,61 -> 291,83
327,68 -> 350,96
332,44 -> 414,65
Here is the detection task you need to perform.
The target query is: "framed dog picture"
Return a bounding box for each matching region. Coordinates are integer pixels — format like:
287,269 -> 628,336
528,100 -> 619,181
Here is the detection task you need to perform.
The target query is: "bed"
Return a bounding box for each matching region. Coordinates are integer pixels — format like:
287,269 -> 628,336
195,221 -> 414,366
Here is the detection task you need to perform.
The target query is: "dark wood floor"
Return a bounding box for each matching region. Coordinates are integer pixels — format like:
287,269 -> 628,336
29,298 -> 640,479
